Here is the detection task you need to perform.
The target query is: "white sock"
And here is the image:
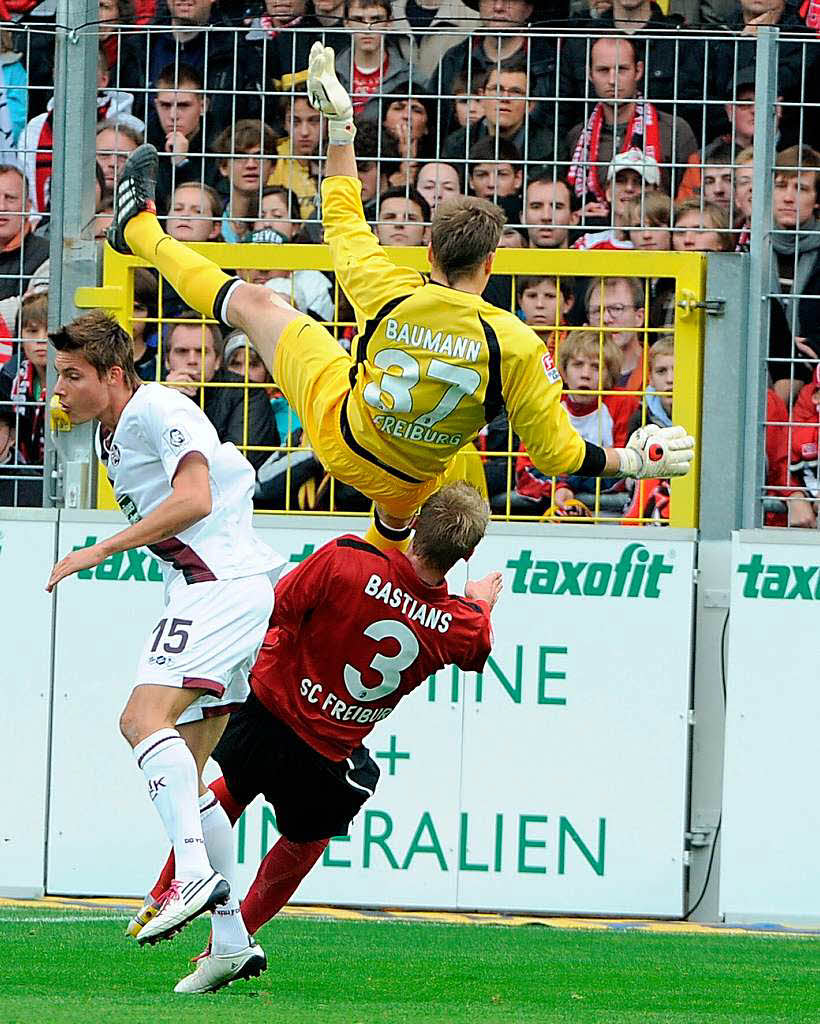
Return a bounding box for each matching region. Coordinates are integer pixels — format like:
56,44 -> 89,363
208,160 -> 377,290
199,792 -> 249,954
134,729 -> 212,881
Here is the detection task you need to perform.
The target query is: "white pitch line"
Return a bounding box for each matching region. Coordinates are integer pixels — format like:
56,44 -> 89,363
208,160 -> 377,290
1,914 -> 130,923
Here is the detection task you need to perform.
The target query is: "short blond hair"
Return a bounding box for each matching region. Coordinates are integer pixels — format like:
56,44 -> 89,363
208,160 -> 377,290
559,330 -> 622,391
624,191 -> 672,228
412,482 -> 490,574
648,335 -> 674,370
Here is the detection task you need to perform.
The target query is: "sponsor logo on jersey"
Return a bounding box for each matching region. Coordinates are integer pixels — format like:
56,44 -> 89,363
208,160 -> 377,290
148,655 -> 174,666
109,443 -> 121,467
506,543 -> 674,599
737,552 -> 820,599
542,350 -> 560,384
167,427 -> 187,448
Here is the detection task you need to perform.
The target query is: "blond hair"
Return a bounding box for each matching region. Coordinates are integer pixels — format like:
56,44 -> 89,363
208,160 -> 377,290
411,482 -> 490,574
648,335 -> 674,370
624,191 -> 672,228
558,330 -> 622,391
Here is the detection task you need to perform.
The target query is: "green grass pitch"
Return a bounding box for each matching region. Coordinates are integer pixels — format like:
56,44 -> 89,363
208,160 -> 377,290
1,908 -> 818,1023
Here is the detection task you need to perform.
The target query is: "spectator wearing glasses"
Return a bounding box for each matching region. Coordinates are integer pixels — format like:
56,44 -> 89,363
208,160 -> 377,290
444,55 -> 554,165
584,275 -> 648,392
434,0 -> 565,136
336,1 -> 411,114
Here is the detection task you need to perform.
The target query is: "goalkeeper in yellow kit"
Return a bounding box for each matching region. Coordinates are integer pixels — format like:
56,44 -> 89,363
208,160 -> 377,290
106,43 -> 694,551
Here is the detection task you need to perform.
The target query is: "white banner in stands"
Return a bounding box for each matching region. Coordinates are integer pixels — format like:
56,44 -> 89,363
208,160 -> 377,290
47,514 -> 694,917
721,532 -> 820,923
0,512 -> 56,897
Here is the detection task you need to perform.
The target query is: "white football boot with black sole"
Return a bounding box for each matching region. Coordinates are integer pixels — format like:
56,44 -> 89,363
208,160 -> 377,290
174,940 -> 268,994
137,872 -> 230,946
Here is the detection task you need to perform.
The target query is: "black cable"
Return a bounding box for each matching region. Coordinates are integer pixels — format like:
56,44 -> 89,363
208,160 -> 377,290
684,608 -> 729,919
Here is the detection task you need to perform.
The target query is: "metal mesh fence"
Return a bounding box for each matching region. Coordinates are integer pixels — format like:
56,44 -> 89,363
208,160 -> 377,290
2,12 -> 817,525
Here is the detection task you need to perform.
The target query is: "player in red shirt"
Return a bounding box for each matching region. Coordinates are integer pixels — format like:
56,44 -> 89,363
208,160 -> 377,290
131,482 -> 502,994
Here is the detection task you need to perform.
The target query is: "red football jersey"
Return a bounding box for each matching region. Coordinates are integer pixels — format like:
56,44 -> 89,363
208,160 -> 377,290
250,536 -> 493,759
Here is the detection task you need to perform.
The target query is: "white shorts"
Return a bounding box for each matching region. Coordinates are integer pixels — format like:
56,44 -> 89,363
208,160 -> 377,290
134,573 -> 276,725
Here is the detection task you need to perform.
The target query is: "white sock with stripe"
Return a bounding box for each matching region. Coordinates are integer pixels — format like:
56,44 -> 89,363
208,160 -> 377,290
199,791 -> 249,954
134,729 -> 212,881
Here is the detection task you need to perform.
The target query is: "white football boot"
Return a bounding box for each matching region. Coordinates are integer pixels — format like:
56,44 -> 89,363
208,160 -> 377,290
174,940 -> 267,994
137,872 -> 230,946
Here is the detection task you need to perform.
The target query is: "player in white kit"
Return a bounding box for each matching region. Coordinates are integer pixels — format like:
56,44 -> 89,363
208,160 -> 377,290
46,309 -> 284,989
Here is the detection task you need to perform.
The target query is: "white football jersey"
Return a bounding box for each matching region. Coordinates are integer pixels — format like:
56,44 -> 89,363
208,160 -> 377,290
96,383 -> 284,587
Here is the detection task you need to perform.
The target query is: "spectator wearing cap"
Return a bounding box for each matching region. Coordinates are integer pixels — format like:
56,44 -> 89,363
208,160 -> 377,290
163,312 -> 279,472
222,329 -> 302,444
444,55 -> 555,166
707,1 -> 816,143
241,225 -> 335,322
678,67 -> 781,202
433,0 -> 567,137
572,148 -> 659,250
336,1 -> 411,114
566,37 -> 697,212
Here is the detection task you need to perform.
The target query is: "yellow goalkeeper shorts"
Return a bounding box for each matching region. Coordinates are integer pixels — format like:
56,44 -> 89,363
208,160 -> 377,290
273,315 -> 450,519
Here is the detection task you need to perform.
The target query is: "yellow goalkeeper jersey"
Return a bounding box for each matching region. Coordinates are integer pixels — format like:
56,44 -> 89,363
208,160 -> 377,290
322,176 -> 586,483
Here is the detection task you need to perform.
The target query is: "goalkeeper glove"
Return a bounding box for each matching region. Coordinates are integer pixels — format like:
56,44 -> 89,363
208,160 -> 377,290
306,42 -> 356,146
615,424 -> 695,479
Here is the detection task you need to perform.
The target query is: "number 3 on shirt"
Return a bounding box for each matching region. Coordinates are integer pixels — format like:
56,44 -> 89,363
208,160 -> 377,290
362,350 -> 481,427
343,619 -> 420,702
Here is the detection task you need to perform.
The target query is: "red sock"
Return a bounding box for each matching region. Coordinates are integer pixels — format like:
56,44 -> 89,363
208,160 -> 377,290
148,776 -> 246,900
240,836 -> 328,936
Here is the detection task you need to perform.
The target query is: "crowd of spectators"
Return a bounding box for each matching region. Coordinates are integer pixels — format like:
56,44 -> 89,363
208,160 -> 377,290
0,0 -> 818,523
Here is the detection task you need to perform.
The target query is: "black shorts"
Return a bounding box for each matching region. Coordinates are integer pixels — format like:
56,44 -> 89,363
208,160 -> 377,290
212,690 -> 380,843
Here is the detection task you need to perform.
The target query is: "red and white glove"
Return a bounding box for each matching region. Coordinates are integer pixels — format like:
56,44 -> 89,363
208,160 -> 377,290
616,424 -> 695,479
306,42 -> 356,146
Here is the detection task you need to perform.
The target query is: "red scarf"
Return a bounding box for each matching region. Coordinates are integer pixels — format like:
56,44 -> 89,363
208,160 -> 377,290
10,357 -> 45,464
568,99 -> 662,204
800,0 -> 820,30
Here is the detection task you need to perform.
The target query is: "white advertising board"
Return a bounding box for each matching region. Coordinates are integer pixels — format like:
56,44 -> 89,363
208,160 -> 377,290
0,511 -> 56,896
458,530 -> 694,916
720,531 -> 820,923
47,514 -> 694,917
